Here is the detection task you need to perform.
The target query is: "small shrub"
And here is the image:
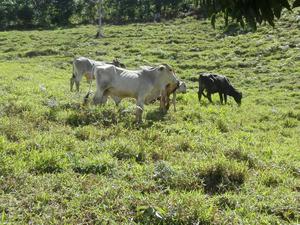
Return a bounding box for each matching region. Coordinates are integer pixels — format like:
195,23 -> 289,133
175,138 -> 193,152
66,107 -> 118,127
72,155 -> 116,175
44,108 -> 58,121
153,161 -> 176,188
285,111 -> 300,121
217,195 -> 237,209
162,192 -> 215,224
225,148 -> 257,168
151,151 -> 163,161
260,170 -> 284,187
29,151 -> 63,174
135,206 -> 165,224
283,119 -> 297,128
74,126 -> 98,141
0,118 -> 28,142
73,163 -> 111,175
113,145 -> 138,161
170,170 -> 203,191
0,156 -> 12,177
217,119 -> 229,133
197,159 -> 247,194
0,102 -> 30,117
24,49 -> 58,57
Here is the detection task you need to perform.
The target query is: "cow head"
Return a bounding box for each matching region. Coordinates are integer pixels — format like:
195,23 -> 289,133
234,92 -> 243,106
177,81 -> 187,94
157,64 -> 180,111
158,64 -> 178,84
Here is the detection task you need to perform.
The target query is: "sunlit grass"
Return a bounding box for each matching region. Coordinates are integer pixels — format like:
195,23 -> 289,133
0,10 -> 299,224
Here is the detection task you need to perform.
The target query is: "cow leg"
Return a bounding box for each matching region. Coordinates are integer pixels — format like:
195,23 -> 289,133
93,89 -> 105,105
135,97 -> 145,123
219,92 -> 223,104
101,95 -> 108,104
70,77 -> 75,91
207,92 -> 213,103
198,88 -> 207,103
224,94 -> 227,104
112,96 -> 121,106
160,89 -> 168,113
198,91 -> 202,103
88,80 -> 92,92
198,87 -> 204,103
75,80 -> 80,92
172,92 -> 176,112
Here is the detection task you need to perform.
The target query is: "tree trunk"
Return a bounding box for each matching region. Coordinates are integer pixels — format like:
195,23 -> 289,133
96,0 -> 104,38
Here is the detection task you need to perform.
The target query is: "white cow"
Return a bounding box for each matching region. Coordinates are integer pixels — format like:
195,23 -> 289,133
70,56 -> 125,92
88,64 -> 180,122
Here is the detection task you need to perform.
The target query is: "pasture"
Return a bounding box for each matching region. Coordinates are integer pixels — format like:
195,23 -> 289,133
0,10 -> 299,224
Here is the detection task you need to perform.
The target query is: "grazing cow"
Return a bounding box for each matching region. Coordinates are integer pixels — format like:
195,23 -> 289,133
165,81 -> 187,112
198,73 -> 242,105
87,64 -> 180,122
70,57 -> 125,92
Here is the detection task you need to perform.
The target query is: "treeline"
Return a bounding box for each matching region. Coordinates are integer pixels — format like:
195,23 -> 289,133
1,0 -> 298,30
0,0 -> 199,30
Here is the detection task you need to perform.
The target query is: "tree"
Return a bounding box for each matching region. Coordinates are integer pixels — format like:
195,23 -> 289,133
96,0 -> 104,38
50,0 -> 75,25
17,5 -> 34,27
74,0 -> 97,24
198,0 -> 299,30
0,0 -> 18,29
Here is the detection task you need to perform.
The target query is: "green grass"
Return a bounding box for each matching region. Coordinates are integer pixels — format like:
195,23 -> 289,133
0,10 -> 299,224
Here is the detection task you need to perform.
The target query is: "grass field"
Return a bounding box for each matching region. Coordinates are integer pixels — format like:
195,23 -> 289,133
0,9 -> 299,224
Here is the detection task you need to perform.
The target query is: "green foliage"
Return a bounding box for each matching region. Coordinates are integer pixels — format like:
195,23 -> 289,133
201,0 -> 299,29
29,150 -> 64,174
1,0 -> 298,30
72,154 -> 117,175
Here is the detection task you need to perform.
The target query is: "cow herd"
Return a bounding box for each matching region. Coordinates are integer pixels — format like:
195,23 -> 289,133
71,56 -> 242,122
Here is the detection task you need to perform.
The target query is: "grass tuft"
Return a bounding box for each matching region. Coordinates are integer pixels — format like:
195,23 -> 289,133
197,159 -> 247,194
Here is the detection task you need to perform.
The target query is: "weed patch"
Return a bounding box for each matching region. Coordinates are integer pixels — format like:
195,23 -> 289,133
196,159 -> 247,194
24,49 -> 59,57
29,151 -> 64,174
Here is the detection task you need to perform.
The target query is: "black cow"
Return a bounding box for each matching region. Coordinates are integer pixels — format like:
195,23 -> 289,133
198,73 -> 242,105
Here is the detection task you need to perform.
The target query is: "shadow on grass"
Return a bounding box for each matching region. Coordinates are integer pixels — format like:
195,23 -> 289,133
65,104 -> 170,129
145,109 -> 167,122
221,23 -> 253,37
66,108 -> 118,127
59,102 -> 81,111
135,109 -> 168,128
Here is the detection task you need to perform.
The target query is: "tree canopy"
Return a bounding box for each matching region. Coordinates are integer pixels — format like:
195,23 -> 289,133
0,0 -> 298,30
200,0 -> 300,29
